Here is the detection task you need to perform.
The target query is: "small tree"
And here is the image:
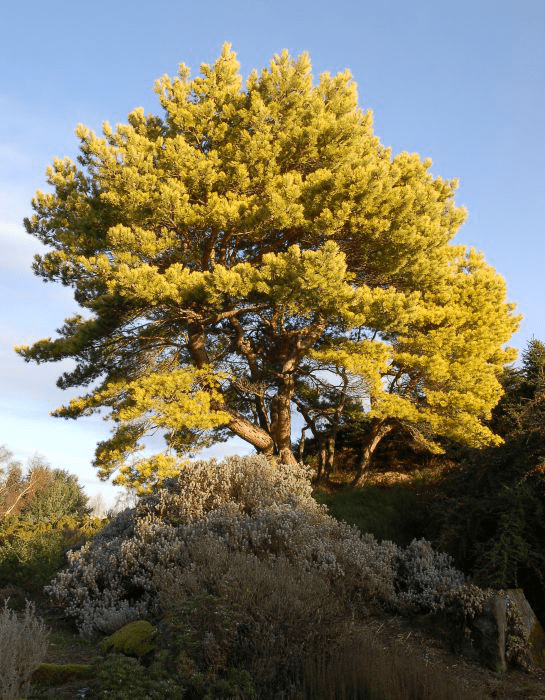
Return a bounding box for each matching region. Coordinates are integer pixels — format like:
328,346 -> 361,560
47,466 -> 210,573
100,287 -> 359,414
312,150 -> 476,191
0,449 -> 49,518
23,467 -> 89,523
17,46 -> 519,492
0,448 -> 89,521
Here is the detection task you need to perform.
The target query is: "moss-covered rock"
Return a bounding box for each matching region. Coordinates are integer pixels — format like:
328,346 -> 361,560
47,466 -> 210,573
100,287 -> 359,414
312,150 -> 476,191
31,662 -> 93,684
100,619 -> 157,658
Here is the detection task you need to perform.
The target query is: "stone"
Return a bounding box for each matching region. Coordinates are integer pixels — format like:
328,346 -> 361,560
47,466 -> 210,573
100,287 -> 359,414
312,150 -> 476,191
507,589 -> 545,669
469,594 -> 507,672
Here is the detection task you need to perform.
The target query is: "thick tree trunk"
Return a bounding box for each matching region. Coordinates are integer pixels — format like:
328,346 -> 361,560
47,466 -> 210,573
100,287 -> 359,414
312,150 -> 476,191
351,418 -> 395,488
273,379 -> 298,467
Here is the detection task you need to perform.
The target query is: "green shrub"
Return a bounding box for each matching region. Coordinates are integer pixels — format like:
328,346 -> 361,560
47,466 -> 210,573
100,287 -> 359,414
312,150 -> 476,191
0,514 -> 105,587
426,440 -> 545,625
89,654 -> 185,699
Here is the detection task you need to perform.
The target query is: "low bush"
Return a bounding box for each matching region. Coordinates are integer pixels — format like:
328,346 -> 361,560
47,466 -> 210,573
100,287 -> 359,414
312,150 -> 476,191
89,654 -> 186,699
153,540 -> 343,696
38,454 -> 538,696
0,600 -> 49,700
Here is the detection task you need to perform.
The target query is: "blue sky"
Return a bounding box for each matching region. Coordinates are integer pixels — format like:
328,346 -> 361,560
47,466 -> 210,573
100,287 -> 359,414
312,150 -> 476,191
1,0 -> 543,503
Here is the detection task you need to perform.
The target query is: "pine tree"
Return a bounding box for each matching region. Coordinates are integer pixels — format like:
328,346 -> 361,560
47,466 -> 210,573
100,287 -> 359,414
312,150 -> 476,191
17,46 -> 520,492
492,338 -> 545,439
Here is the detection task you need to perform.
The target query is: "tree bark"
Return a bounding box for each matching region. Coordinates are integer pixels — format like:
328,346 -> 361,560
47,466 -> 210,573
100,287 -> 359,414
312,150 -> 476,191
188,319 -> 276,457
325,432 -> 336,479
351,418 -> 395,488
297,427 -> 307,463
270,379 -> 298,467
224,408 -> 276,456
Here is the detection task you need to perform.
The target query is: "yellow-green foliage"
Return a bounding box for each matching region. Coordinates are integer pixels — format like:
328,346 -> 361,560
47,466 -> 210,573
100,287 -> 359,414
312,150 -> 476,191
101,620 -> 157,657
17,45 -> 520,491
0,514 -> 105,586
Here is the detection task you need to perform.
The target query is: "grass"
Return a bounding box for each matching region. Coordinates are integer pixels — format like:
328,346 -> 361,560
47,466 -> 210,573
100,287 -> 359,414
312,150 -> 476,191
312,480 -> 427,546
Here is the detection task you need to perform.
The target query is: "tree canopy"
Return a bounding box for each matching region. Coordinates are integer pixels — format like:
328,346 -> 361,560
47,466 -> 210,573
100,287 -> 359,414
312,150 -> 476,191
17,45 -> 520,492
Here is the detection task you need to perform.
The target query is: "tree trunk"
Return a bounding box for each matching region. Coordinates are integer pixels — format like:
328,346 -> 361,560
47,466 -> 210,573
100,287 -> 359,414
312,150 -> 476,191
317,440 -> 327,483
189,319 -> 277,459
325,432 -> 337,480
273,380 -> 298,467
351,418 -> 394,488
297,427 -> 307,463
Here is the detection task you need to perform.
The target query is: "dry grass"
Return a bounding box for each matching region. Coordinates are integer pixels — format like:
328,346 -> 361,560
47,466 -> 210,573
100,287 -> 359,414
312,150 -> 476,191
0,599 -> 50,700
299,628 -> 486,700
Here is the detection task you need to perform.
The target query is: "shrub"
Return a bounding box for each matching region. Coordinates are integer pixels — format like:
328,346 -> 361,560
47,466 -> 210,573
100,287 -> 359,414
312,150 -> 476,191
89,654 -> 185,699
426,439 -> 545,625
153,538 -> 343,695
46,455 -> 466,643
0,600 -> 49,700
395,538 -> 465,611
0,514 -> 104,587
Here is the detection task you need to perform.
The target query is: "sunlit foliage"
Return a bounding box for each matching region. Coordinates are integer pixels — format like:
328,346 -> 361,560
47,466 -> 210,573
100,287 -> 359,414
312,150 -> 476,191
17,45 -> 519,491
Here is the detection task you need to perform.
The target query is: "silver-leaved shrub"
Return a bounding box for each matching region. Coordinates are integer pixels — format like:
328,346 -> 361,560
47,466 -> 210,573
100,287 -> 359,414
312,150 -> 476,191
45,455 -> 464,638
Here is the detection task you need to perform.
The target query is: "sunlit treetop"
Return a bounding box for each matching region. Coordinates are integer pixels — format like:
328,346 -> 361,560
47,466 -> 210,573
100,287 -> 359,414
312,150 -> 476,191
17,45 -> 520,492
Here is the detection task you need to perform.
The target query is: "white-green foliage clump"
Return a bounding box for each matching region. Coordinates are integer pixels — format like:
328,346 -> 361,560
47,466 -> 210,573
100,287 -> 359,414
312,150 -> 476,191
395,538 -> 466,611
0,601 -> 49,700
46,455 -> 464,638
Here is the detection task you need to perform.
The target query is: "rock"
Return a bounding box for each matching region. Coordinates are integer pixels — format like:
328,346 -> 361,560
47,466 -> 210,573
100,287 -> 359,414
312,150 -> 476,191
100,619 -> 157,658
469,594 -> 507,672
507,589 -> 545,669
420,588 -> 508,672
